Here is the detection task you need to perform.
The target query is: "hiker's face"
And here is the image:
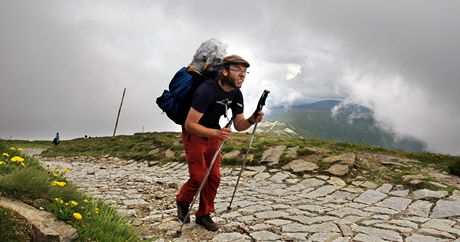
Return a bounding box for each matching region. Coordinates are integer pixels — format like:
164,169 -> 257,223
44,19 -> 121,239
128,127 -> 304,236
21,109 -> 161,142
225,64 -> 247,89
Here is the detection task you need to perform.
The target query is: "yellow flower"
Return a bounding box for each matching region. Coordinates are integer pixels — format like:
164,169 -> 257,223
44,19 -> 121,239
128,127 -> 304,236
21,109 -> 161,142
54,198 -> 64,204
0,161 -> 5,165
83,199 -> 89,203
10,156 -> 24,163
73,212 -> 83,220
50,180 -> 67,187
2,153 -> 9,157
70,200 -> 78,207
62,168 -> 70,173
95,207 -> 100,214
18,147 -> 23,152
10,147 -> 15,150
54,169 -> 61,174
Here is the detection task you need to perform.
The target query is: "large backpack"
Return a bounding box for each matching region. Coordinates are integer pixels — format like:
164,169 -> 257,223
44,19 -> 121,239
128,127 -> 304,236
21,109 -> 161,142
156,67 -> 208,125
156,38 -> 227,125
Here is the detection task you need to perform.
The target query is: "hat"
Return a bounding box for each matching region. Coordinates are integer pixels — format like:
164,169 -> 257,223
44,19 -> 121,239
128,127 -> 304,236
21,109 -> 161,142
223,55 -> 250,67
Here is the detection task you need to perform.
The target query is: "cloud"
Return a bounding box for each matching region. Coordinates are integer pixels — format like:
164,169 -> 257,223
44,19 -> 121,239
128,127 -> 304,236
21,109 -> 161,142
1,0 -> 459,155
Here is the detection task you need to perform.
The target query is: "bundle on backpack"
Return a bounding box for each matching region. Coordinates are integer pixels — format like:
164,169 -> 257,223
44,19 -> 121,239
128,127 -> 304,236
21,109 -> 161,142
156,39 -> 227,125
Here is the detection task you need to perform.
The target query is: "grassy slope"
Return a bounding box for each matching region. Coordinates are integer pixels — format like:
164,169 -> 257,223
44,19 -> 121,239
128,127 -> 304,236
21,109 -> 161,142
41,132 -> 459,185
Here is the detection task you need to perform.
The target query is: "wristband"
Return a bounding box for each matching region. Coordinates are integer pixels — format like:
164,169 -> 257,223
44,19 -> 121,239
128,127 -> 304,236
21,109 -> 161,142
247,118 -> 255,125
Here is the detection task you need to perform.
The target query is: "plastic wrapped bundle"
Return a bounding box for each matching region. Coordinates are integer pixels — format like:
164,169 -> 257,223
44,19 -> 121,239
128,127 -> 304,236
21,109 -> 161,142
188,38 -> 227,77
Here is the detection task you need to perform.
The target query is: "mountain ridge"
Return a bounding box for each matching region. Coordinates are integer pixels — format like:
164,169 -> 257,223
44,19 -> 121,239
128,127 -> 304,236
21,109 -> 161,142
263,100 -> 426,152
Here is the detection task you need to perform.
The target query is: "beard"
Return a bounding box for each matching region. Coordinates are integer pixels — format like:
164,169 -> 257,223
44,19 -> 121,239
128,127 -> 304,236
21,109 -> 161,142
222,75 -> 238,89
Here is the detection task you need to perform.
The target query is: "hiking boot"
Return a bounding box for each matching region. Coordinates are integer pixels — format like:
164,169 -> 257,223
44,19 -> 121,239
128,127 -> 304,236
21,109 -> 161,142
176,201 -> 190,223
195,214 -> 219,231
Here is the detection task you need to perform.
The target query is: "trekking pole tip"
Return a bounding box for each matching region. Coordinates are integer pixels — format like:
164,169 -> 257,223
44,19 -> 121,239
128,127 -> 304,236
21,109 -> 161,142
227,206 -> 232,211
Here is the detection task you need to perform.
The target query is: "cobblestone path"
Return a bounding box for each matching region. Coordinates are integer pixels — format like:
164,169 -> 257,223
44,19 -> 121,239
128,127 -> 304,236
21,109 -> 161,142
41,157 -> 460,242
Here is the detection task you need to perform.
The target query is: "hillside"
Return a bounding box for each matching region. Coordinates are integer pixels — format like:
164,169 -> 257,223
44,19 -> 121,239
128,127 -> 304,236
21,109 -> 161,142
265,100 -> 426,152
39,132 -> 460,189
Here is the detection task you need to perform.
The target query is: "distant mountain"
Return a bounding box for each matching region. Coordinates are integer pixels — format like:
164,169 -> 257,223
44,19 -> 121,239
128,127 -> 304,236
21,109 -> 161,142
263,100 -> 426,152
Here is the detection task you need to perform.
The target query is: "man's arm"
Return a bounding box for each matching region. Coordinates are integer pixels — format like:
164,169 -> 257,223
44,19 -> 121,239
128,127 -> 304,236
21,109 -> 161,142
184,107 -> 231,140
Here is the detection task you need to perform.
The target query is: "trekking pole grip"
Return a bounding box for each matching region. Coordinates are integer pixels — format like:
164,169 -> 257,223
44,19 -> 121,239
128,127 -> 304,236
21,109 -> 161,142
253,90 -> 270,118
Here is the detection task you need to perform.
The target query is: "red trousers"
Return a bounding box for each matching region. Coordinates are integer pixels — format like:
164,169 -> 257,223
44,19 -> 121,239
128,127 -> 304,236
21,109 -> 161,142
176,129 -> 222,217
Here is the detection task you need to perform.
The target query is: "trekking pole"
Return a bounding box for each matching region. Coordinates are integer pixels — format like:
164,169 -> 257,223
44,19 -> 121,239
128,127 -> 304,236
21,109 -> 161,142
227,90 -> 270,211
176,118 -> 233,237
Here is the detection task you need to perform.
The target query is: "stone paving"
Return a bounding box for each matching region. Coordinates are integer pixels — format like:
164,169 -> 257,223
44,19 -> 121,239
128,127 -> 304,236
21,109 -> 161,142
40,157 -> 460,242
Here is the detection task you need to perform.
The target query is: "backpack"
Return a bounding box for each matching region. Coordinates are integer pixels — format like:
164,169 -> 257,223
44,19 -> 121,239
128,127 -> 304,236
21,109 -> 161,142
156,38 -> 227,125
156,67 -> 207,125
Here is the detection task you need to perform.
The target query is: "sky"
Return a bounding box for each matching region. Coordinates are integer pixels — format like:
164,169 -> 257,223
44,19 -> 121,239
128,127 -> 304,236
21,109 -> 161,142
1,0 -> 459,155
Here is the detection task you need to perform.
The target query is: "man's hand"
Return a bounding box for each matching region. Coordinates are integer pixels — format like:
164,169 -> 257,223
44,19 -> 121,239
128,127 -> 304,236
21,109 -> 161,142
216,127 -> 231,140
250,111 -> 264,124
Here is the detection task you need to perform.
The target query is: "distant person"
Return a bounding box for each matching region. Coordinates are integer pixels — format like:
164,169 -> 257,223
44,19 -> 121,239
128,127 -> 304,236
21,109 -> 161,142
52,133 -> 60,145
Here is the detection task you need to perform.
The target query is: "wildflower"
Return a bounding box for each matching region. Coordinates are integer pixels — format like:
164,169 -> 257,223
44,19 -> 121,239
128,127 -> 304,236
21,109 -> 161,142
18,147 -> 23,152
83,198 -> 89,203
95,207 -> 100,214
10,147 -> 15,151
70,200 -> 78,207
62,168 -> 70,173
54,198 -> 64,204
50,180 -> 67,187
54,169 -> 61,174
73,212 -> 83,220
2,153 -> 9,157
10,156 -> 24,163
0,161 -> 5,165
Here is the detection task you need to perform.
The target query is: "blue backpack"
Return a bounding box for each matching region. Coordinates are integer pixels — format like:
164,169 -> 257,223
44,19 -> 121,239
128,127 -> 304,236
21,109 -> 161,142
156,67 -> 207,125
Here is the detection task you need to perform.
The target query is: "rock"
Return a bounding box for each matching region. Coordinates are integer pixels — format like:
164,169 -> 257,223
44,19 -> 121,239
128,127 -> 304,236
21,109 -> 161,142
285,146 -> 298,158
408,200 -> 433,217
300,178 -> 326,188
375,197 -> 412,211
351,224 -> 403,241
360,181 -> 379,189
270,172 -> 290,183
245,166 -> 266,173
223,150 -> 241,159
282,159 -> 319,173
402,174 -> 428,182
448,190 -> 460,200
376,184 -> 393,194
148,148 -> 160,155
430,200 -> 460,218
428,182 -> 448,189
261,145 -> 287,165
164,149 -> 175,158
354,190 -> 387,205
325,164 -> 349,176
0,196 -> 78,241
406,234 -> 448,242
322,153 -> 356,166
242,171 -> 258,177
254,172 -> 271,180
212,232 -> 251,242
249,231 -> 281,241
413,189 -> 449,200
327,177 -> 347,187
380,160 -> 409,167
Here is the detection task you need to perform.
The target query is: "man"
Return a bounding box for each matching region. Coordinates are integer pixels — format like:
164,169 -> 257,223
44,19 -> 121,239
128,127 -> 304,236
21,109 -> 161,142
52,132 -> 60,145
176,55 -> 264,231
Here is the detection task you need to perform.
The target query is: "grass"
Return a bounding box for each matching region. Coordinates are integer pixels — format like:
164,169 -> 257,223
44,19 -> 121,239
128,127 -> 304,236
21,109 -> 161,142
0,144 -> 141,241
0,207 -> 34,241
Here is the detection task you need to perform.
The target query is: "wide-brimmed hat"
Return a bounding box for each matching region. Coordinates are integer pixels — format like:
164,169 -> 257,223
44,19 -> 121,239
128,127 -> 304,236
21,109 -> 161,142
223,55 -> 250,67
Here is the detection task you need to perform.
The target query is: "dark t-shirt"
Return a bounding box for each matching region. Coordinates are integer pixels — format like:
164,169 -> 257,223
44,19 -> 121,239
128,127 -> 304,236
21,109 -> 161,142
191,80 -> 244,129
